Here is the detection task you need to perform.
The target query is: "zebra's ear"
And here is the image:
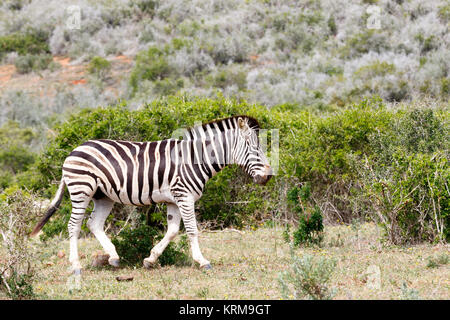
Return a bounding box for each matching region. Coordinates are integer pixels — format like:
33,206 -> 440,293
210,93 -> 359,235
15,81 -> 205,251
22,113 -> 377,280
238,117 -> 248,131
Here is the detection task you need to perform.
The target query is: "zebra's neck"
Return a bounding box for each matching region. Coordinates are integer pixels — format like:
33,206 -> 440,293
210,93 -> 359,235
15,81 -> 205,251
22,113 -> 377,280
184,117 -> 239,172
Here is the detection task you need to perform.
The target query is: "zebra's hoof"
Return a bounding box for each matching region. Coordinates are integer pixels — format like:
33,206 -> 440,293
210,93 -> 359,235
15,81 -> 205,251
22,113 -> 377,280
202,263 -> 212,270
108,257 -> 120,268
143,258 -> 156,269
73,268 -> 82,276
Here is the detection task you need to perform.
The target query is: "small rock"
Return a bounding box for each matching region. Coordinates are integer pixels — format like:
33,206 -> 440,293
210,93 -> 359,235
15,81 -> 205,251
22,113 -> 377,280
116,275 -> 134,282
57,250 -> 65,259
92,253 -> 110,267
79,253 -> 86,260
45,261 -> 54,267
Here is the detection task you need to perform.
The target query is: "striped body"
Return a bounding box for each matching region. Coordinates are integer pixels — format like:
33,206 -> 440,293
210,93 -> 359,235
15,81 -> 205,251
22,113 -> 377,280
64,139 -> 189,206
32,115 -> 273,272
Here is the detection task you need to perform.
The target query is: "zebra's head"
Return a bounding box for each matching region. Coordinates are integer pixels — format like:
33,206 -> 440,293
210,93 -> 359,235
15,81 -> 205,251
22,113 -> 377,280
234,116 -> 273,185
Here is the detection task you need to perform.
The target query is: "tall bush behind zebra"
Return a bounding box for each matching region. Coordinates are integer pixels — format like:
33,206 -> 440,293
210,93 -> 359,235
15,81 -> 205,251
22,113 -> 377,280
31,115 -> 273,274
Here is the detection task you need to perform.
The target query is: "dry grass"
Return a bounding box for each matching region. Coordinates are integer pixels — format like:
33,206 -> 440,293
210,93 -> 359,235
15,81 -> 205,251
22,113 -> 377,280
2,222 -> 448,300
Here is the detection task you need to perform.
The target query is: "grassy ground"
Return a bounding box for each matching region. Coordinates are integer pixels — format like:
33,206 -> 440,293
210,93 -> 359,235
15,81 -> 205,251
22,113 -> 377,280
4,222 -> 449,300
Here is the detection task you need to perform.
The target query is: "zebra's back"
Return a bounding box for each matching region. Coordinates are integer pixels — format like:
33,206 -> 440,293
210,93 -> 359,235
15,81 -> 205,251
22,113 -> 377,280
62,138 -> 180,206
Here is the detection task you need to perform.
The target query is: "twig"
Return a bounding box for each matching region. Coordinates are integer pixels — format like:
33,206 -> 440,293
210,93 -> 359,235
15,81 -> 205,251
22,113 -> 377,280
225,201 -> 250,204
202,228 -> 244,235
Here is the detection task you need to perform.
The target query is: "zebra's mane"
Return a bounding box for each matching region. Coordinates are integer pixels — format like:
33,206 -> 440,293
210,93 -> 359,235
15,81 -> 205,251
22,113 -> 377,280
184,115 -> 260,140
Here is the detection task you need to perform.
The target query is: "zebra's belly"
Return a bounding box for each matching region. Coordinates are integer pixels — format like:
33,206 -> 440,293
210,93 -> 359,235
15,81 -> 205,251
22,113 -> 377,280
150,188 -> 176,204
99,185 -> 175,205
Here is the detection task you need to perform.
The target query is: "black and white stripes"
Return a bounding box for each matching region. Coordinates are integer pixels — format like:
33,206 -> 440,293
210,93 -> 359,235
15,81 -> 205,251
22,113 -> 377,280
31,115 -> 273,272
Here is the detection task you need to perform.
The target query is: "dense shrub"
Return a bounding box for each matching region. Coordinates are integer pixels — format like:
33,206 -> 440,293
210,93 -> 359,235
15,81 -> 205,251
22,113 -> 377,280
14,53 -> 54,74
111,213 -> 190,267
288,98 -> 392,223
0,121 -> 36,191
284,184 -> 324,246
87,56 -> 111,80
353,108 -> 449,244
0,189 -> 41,299
129,46 -> 174,95
0,29 -> 50,60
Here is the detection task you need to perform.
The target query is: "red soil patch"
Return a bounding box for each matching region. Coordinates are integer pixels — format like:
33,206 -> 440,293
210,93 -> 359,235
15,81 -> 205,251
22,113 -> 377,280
0,55 -> 133,98
71,79 -> 87,85
112,55 -> 133,64
53,56 -> 71,67
0,64 -> 15,84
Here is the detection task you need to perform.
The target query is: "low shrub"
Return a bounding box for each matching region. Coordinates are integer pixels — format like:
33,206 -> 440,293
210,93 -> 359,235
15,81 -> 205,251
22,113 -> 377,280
14,54 -> 54,74
0,189 -> 41,299
87,56 -> 111,81
129,46 -> 174,95
400,282 -> 421,300
152,78 -> 184,96
284,184 -> 324,246
426,254 -> 449,269
279,251 -> 337,300
111,213 -> 190,267
0,29 -> 50,60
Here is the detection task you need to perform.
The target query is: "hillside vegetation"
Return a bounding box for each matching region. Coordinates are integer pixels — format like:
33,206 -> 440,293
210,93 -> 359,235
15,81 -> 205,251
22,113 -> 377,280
0,0 -> 449,129
0,0 -> 448,300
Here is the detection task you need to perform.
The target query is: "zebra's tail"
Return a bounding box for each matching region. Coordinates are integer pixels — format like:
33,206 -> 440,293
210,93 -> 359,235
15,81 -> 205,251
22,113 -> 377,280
30,178 -> 66,237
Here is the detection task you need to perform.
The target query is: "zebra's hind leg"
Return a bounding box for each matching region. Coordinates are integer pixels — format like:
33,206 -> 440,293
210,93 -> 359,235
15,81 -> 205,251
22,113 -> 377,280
68,197 -> 91,275
143,203 -> 181,269
87,197 -> 119,267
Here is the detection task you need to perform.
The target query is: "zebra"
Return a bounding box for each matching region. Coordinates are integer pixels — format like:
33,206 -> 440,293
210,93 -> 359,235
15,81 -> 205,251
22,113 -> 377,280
31,115 -> 273,274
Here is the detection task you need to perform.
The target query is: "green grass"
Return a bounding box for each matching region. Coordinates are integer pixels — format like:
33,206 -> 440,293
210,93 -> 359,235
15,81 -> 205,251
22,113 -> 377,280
5,222 -> 447,300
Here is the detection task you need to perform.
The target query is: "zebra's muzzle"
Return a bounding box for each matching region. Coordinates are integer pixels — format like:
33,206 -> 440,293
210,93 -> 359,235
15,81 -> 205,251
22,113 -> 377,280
254,174 -> 272,185
254,165 -> 273,185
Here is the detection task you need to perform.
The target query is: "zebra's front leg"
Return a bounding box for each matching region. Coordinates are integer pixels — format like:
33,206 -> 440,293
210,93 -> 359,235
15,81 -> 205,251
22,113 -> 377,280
143,203 -> 181,268
176,198 -> 211,269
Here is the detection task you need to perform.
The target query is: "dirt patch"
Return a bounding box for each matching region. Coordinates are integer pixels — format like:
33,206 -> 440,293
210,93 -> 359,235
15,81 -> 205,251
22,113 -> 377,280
0,55 -> 133,99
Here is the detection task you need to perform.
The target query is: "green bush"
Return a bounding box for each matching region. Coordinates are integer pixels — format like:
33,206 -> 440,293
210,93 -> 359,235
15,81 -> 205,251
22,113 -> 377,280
111,213 -> 190,267
0,145 -> 35,174
279,251 -> 337,300
340,30 -> 389,58
426,254 -> 449,269
14,54 -> 54,74
129,46 -> 173,95
285,184 -> 324,246
290,97 -> 392,222
153,78 -> 184,96
353,108 -> 449,244
87,56 -> 111,80
0,121 -> 36,190
0,29 -> 50,60
208,68 -> 247,91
